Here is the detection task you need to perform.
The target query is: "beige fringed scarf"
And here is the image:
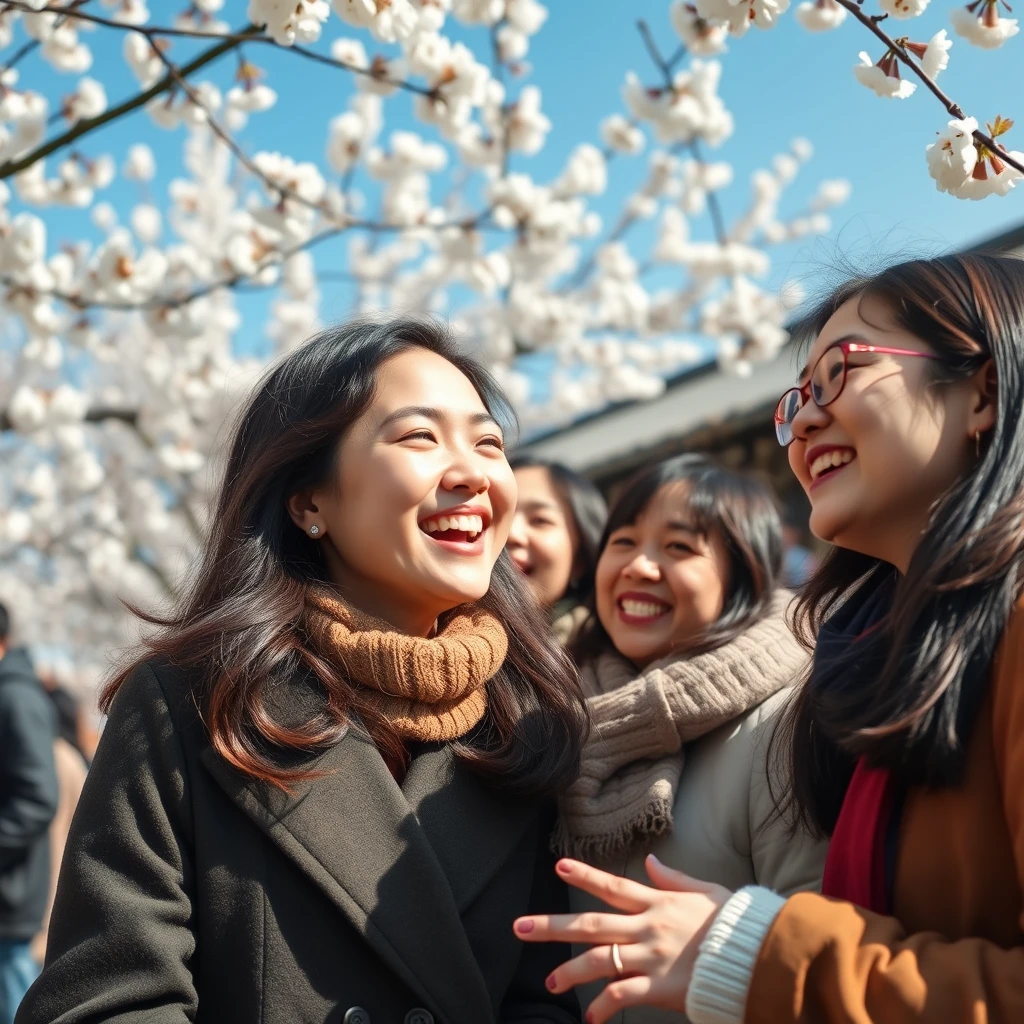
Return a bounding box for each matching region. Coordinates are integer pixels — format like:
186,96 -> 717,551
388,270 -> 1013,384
304,588 -> 509,742
555,590 -> 808,860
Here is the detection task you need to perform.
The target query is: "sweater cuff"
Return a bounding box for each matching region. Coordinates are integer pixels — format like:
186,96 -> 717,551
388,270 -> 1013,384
685,886 -> 786,1024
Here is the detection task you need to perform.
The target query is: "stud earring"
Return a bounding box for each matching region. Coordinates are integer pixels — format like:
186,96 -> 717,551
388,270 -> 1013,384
309,523 -> 320,536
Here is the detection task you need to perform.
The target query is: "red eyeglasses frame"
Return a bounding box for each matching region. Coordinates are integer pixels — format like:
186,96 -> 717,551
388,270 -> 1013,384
774,342 -> 939,446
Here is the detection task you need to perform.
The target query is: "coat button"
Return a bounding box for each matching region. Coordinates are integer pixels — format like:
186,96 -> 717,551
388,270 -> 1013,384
404,1011 -> 434,1024
343,1009 -> 370,1024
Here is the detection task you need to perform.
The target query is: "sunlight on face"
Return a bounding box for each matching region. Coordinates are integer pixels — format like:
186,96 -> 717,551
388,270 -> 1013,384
786,295 -> 977,569
595,483 -> 731,668
506,465 -> 579,609
312,348 -> 517,635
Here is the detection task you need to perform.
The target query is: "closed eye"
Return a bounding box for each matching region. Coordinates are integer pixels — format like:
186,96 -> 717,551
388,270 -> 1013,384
401,430 -> 436,443
609,536 -> 635,548
668,542 -> 694,554
478,435 -> 504,449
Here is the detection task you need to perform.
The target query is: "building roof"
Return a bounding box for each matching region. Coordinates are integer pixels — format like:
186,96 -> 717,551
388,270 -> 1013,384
522,222 -> 1024,474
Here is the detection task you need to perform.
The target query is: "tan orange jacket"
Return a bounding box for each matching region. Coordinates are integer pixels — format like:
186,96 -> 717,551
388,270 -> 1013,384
742,594 -> 1024,1022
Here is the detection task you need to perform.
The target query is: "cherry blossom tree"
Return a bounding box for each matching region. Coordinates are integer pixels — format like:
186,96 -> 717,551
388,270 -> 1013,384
0,0 -> 850,688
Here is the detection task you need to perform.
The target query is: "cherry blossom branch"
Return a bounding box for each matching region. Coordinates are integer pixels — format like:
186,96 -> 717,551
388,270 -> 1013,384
636,22 -> 729,245
835,0 -> 1024,176
0,404 -> 136,431
147,39 -> 329,217
0,0 -> 92,76
0,26 -> 254,179
3,1 -> 436,95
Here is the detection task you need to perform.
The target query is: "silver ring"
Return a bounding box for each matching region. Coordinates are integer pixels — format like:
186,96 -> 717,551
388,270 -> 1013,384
610,943 -> 624,978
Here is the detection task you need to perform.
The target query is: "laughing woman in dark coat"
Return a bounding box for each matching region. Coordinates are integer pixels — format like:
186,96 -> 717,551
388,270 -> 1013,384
17,317 -> 588,1024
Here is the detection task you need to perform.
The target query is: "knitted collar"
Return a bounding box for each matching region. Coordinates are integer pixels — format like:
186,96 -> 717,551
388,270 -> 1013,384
556,592 -> 806,860
304,587 -> 508,743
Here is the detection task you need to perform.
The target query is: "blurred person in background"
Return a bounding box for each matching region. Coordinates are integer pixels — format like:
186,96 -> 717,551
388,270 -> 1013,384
0,605 -> 57,1024
507,455 -> 608,645
781,509 -> 818,590
29,683 -> 88,967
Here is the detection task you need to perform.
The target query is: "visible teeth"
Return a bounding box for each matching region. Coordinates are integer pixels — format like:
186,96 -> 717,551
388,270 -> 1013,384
810,450 -> 854,479
422,513 -> 484,535
621,599 -> 669,619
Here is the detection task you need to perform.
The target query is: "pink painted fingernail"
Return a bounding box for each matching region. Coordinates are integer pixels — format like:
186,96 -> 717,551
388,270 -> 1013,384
585,1012 -> 595,1024
546,974 -> 558,991
515,919 -> 534,935
556,859 -> 572,875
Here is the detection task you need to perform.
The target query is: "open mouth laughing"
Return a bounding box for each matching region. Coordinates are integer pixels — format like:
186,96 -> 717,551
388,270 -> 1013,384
806,445 -> 856,491
616,591 -> 673,625
418,506 -> 490,552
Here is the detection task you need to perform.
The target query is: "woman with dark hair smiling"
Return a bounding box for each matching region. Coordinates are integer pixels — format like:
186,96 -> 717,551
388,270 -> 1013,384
515,253 -> 1024,1024
550,454 -> 823,1022
17,316 -> 587,1024
506,456 -> 608,644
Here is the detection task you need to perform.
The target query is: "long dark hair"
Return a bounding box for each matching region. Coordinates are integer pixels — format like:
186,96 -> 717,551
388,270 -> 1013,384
777,252 -> 1024,837
508,454 -> 609,606
572,453 -> 783,664
102,316 -> 587,797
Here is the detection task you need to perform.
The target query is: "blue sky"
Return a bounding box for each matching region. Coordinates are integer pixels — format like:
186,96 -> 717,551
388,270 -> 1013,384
8,0 -> 1024,362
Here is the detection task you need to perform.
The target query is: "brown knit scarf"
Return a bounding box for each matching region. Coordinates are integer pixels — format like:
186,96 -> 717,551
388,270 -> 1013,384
304,588 -> 509,742
555,590 -> 808,860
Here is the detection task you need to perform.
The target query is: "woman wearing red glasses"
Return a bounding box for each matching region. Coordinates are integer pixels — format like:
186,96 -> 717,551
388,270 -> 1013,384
514,252 -> 1024,1023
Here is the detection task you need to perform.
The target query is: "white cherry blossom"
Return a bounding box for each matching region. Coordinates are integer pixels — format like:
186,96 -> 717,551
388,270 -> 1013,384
670,1 -> 729,53
854,51 -> 917,98
926,115 -> 979,193
879,0 -> 930,17
795,0 -> 847,31
950,1 -> 1020,49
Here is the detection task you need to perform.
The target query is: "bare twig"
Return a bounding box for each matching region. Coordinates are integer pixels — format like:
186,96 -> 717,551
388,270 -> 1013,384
636,18 -> 675,90
689,138 -> 728,245
834,0 -> 1024,176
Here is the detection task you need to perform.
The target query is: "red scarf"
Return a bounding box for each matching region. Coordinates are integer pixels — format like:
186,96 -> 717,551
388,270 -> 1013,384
820,757 -> 896,914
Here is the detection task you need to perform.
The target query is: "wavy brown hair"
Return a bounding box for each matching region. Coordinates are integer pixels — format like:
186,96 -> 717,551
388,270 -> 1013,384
102,316 -> 588,797
774,252 -> 1024,837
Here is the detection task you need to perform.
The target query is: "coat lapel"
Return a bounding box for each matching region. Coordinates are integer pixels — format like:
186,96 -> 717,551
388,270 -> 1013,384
200,724 -> 495,1024
400,743 -> 540,915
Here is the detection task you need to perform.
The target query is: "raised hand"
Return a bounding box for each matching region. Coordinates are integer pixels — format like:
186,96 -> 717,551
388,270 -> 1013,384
514,854 -> 731,1024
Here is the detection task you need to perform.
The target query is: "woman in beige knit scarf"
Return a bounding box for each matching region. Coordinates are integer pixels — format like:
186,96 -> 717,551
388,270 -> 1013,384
19,317 -> 588,1024
551,454 -> 825,1024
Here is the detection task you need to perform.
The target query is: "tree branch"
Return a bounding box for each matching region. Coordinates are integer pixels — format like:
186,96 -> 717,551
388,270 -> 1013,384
636,18 -> 675,90
0,25 -> 257,179
834,0 -> 1024,176
689,138 -> 728,245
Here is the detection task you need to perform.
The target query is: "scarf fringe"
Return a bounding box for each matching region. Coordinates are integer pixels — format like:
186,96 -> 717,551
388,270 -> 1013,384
552,797 -> 675,862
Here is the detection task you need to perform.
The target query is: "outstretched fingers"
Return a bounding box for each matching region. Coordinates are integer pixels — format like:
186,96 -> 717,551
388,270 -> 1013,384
584,976 -> 657,1024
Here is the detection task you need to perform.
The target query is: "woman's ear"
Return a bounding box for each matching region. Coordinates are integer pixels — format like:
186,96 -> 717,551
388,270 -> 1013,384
968,359 -> 997,440
286,491 -> 323,537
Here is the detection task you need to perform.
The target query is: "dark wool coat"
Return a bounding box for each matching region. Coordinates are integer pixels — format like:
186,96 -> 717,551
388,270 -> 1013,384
0,647 -> 58,942
16,660 -> 581,1024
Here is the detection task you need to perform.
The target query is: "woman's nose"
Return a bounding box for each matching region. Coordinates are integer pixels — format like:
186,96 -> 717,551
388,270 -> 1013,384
441,458 -> 489,495
791,394 -> 830,441
623,552 -> 660,580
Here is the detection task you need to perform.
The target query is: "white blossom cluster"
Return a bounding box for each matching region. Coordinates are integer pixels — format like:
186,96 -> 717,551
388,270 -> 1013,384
698,0 -> 1021,197
0,0 -> 845,688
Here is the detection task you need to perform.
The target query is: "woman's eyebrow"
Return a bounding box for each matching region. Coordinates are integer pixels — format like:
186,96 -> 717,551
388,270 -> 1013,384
379,405 -> 500,430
